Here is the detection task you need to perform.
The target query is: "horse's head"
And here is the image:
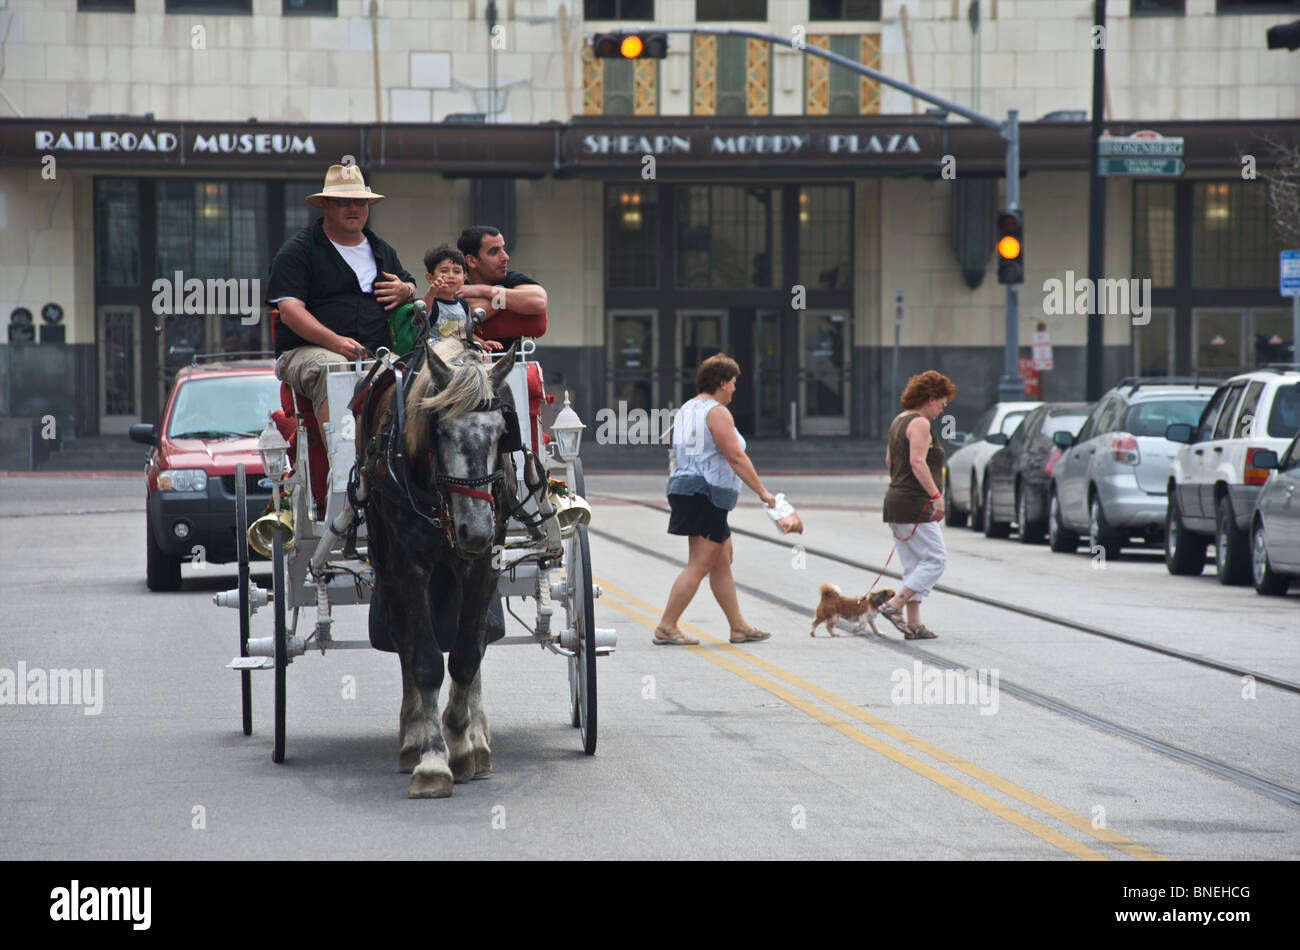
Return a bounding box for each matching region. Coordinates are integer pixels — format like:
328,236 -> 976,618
411,340 -> 517,557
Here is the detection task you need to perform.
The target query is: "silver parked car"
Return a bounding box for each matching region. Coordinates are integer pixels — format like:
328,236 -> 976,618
1048,379 -> 1216,558
1250,432 -> 1300,596
942,401 -> 1039,530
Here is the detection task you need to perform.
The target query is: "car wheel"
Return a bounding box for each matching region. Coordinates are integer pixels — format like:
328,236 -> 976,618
1017,484 -> 1045,544
1089,495 -> 1122,561
1048,489 -> 1078,553
1215,496 -> 1251,586
1164,490 -> 1205,576
1251,517 -> 1292,596
944,478 -> 967,528
983,477 -> 1011,539
146,517 -> 183,591
969,478 -> 985,532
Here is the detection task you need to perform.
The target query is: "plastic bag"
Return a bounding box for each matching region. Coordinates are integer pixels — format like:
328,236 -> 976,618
764,492 -> 804,534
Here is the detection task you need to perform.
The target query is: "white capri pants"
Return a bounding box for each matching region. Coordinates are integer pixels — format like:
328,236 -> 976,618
888,521 -> 947,601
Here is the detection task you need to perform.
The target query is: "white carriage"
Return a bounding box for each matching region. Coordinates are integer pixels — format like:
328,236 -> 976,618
215,339 -> 614,762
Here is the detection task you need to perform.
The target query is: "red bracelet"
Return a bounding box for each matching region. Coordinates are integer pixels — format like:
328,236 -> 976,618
930,492 -> 941,500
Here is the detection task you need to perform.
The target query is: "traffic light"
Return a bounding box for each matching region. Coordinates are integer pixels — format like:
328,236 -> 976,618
590,32 -> 668,59
995,208 -> 1024,285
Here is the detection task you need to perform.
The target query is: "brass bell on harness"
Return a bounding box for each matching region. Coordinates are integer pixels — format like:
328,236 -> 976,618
547,481 -> 592,529
248,509 -> 296,558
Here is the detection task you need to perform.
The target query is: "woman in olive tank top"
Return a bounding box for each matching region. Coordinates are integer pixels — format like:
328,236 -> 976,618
879,371 -> 956,640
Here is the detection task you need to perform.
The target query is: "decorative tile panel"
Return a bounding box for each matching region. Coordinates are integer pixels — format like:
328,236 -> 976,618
861,34 -> 881,115
806,34 -> 830,116
746,38 -> 769,115
693,33 -> 716,116
634,58 -> 657,115
582,46 -> 602,115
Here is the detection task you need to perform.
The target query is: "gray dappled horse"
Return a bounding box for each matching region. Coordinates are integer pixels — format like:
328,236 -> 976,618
359,337 -> 518,798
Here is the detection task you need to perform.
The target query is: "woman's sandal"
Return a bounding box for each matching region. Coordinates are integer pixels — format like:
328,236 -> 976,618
879,604 -> 911,635
729,627 -> 772,644
904,624 -> 938,640
653,626 -> 700,646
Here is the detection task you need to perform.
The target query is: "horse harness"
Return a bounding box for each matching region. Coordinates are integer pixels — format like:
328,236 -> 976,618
351,344 -> 527,559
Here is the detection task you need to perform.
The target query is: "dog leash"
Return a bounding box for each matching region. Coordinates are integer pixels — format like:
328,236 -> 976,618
860,496 -> 936,606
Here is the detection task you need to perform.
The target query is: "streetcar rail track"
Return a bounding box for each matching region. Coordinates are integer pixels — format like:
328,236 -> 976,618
595,494 -> 1300,695
588,517 -> 1300,810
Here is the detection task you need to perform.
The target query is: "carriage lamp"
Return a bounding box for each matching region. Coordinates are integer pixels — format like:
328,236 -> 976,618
550,392 -> 586,462
257,418 -> 290,483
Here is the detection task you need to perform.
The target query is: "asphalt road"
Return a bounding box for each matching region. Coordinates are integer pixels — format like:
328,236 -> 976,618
1,474 -> 1297,862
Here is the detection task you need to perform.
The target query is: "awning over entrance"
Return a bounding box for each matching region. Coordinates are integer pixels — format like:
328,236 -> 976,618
3,117 -> 1293,176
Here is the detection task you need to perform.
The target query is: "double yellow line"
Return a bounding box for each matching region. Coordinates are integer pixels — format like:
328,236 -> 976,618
594,575 -> 1166,862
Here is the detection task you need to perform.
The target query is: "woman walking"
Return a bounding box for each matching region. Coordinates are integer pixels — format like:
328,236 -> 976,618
880,370 -> 957,640
654,354 -> 777,646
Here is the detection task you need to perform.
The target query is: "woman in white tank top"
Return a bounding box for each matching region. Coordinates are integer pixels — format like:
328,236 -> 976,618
654,354 -> 778,646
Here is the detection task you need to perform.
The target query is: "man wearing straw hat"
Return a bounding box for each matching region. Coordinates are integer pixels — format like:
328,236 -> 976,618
268,163 -> 417,427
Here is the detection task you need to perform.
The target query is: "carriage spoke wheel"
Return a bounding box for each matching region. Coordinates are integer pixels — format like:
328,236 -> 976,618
272,526 -> 288,764
235,464 -> 252,737
567,523 -> 598,755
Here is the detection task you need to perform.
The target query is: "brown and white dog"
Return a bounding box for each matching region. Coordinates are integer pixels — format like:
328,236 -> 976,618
810,584 -> 896,637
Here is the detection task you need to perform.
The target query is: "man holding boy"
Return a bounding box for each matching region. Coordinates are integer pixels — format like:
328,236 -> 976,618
419,244 -> 502,351
456,225 -> 548,348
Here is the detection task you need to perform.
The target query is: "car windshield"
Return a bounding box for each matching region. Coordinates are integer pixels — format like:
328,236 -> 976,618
167,374 -> 280,440
999,410 -> 1030,437
1125,397 -> 1210,438
1267,384 -> 1300,439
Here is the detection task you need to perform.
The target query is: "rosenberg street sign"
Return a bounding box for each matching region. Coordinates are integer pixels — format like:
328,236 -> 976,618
1098,136 -> 1185,157
1099,157 -> 1185,176
1281,250 -> 1300,297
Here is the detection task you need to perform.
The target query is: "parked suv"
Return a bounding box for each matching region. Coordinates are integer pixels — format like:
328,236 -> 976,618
129,356 -> 280,591
942,400 -> 1039,530
1164,366 -> 1300,583
1048,378 -> 1217,558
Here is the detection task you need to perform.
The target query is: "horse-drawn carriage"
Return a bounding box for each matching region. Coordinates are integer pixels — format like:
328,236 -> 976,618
214,304 -> 613,796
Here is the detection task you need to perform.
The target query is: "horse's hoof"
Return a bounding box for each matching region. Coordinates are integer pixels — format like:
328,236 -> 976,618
398,748 -> 420,773
449,751 -> 476,784
408,770 -> 453,799
473,748 -> 493,778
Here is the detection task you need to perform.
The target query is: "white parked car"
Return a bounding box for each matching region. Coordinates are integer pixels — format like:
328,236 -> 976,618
943,401 -> 1039,529
1165,367 -> 1300,584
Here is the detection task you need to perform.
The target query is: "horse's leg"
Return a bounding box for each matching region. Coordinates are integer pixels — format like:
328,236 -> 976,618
444,569 -> 495,782
405,580 -> 454,799
468,669 -> 492,778
397,646 -> 422,774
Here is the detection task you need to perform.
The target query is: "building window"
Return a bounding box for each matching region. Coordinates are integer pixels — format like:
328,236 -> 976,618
155,180 -> 269,377
810,0 -> 882,18
1192,181 -> 1285,289
584,0 -> 654,16
1133,183 -> 1175,288
583,49 -> 658,115
693,34 -> 769,115
677,185 -> 782,290
78,0 -> 134,10
696,0 -> 766,18
283,180 -> 323,236
95,180 -> 140,287
606,186 -> 659,289
1131,0 -> 1185,13
1215,1 -> 1300,12
798,185 -> 853,290
283,0 -> 336,14
165,0 -> 252,12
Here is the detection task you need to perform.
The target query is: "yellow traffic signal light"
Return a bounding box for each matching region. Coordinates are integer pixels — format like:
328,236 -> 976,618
620,35 -> 643,58
995,209 -> 1024,284
996,235 -> 1021,260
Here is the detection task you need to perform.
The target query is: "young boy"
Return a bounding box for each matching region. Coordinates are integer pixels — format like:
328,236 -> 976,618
421,244 -> 502,351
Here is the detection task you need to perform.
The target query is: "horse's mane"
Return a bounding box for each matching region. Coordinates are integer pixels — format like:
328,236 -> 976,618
403,337 -> 496,458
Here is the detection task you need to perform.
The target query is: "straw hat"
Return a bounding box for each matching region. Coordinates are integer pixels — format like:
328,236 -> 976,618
307,164 -> 384,207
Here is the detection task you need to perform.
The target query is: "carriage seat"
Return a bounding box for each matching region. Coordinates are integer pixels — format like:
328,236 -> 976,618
479,308 -> 547,343
272,383 -> 329,516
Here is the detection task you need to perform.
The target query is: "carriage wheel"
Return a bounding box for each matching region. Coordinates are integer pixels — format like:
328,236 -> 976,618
572,456 -> 586,497
569,523 -> 597,755
272,526 -> 288,764
235,464 -> 252,737
565,457 -> 589,728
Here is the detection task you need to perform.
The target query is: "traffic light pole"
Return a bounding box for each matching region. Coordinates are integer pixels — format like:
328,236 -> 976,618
643,26 -> 1026,404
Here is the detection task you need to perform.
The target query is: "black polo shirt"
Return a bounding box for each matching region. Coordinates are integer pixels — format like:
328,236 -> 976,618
267,218 -> 414,356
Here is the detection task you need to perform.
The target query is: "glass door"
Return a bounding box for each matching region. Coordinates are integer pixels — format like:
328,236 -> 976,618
1133,308 -> 1174,377
753,308 -> 784,436
798,310 -> 851,436
677,309 -> 729,404
1251,308 -> 1295,366
1192,308 -> 1245,374
606,310 -> 659,438
99,305 -> 142,434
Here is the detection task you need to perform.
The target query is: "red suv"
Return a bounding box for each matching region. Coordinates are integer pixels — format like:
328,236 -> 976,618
129,356 -> 281,591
